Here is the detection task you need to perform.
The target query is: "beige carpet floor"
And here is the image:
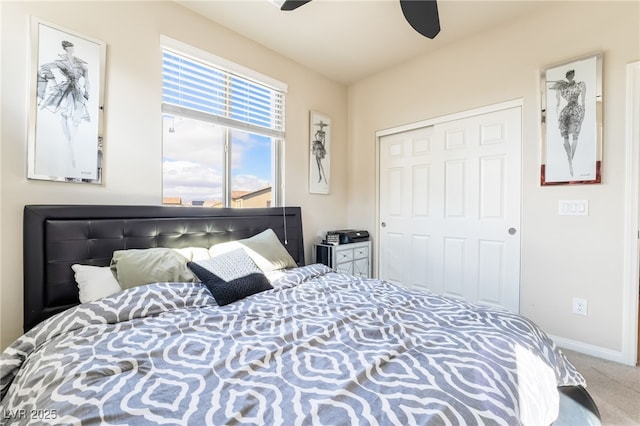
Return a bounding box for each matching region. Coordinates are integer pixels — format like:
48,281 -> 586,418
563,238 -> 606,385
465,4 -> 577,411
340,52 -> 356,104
562,349 -> 640,425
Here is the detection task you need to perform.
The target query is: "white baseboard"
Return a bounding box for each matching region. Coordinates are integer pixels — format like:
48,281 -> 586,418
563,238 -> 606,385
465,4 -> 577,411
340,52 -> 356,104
549,334 -> 634,366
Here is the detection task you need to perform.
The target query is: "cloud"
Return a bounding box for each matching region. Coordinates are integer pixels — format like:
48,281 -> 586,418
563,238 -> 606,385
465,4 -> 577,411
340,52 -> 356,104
162,116 -> 224,164
163,160 -> 222,201
162,116 -> 272,202
232,174 -> 270,192
163,160 -> 270,202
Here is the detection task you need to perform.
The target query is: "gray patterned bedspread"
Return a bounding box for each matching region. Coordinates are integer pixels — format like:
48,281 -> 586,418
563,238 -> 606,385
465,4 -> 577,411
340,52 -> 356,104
1,265 -> 584,425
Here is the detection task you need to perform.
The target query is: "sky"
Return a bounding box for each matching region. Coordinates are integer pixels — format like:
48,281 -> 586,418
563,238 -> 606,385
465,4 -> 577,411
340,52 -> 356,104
162,115 -> 272,202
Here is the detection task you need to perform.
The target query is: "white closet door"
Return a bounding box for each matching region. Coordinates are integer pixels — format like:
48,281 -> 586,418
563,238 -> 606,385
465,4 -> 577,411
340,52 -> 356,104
379,106 -> 522,313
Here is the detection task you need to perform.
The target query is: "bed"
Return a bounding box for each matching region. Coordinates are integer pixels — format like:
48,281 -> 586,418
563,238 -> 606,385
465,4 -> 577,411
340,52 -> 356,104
0,205 -> 600,425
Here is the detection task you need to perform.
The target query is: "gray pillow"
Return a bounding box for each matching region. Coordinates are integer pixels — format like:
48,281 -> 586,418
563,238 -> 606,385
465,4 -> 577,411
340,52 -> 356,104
110,248 -> 196,289
208,229 -> 297,273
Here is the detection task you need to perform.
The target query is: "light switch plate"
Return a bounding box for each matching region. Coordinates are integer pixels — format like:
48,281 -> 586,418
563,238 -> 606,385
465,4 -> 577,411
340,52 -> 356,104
559,200 -> 589,216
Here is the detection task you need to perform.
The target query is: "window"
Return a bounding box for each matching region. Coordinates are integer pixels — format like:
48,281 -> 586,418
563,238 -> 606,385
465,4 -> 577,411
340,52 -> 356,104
160,36 -> 286,207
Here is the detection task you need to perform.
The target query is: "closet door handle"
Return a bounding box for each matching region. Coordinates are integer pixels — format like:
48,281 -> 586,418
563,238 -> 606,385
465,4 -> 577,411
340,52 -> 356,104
508,227 -> 517,235
381,222 -> 387,228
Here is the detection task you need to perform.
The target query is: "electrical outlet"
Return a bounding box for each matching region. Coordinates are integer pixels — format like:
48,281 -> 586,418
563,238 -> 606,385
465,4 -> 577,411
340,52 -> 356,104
572,297 -> 588,316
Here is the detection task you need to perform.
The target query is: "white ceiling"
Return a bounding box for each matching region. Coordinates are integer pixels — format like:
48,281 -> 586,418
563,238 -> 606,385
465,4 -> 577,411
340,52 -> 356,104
177,0 -> 551,85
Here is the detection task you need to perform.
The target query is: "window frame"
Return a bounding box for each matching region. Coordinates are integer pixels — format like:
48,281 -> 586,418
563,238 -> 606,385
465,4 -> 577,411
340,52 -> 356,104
160,36 -> 287,207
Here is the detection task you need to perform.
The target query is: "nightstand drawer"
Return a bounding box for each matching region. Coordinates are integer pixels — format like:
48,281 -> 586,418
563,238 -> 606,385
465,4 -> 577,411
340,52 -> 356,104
353,245 -> 369,259
336,262 -> 353,275
336,248 -> 354,263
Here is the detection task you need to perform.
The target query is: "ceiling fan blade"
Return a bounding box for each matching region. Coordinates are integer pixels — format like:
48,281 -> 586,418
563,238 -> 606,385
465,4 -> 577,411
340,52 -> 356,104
399,0 -> 441,39
280,0 -> 312,11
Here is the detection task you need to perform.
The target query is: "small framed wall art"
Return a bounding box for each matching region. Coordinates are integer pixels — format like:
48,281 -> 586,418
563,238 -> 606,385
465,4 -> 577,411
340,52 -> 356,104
309,111 -> 331,194
27,17 -> 106,184
540,52 -> 603,185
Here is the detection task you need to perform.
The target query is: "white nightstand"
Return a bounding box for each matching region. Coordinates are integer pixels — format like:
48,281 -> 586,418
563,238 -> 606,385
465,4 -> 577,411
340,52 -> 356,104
314,241 -> 371,278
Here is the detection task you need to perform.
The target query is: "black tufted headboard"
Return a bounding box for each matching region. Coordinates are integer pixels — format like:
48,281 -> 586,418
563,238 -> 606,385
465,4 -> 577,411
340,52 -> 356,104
23,205 -> 304,332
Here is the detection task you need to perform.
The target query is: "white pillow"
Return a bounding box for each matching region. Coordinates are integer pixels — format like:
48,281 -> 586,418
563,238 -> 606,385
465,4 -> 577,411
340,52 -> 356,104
72,264 -> 122,303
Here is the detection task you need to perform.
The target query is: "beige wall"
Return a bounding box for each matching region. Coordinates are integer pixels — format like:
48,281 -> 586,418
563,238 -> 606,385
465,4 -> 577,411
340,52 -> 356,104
0,1 -> 348,349
347,2 -> 639,356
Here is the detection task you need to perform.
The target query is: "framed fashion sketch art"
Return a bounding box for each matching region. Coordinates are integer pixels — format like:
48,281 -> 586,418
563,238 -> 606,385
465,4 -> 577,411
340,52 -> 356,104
27,17 -> 106,184
540,52 -> 603,185
309,111 -> 331,194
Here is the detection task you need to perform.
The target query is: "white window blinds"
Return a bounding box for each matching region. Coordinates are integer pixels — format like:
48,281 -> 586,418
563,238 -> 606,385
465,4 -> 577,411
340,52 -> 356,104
161,38 -> 286,139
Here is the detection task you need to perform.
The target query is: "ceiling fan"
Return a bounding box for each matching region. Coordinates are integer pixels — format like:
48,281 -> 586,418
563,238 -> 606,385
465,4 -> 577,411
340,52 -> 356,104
278,0 -> 440,39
